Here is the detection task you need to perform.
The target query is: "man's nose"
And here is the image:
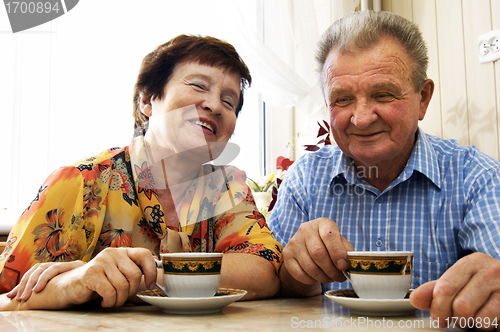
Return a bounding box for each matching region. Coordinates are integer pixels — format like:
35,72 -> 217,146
350,101 -> 377,129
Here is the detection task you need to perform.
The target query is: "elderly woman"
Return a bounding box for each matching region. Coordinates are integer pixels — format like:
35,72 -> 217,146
0,35 -> 282,310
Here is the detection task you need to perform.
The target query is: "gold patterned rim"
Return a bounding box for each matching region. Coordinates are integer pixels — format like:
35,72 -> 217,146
137,288 -> 245,298
161,257 -> 222,275
348,256 -> 412,275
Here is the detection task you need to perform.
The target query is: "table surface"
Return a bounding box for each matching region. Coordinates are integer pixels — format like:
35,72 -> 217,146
0,294 -> 453,332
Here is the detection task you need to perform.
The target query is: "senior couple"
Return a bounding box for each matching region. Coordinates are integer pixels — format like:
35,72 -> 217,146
1,10 -> 499,330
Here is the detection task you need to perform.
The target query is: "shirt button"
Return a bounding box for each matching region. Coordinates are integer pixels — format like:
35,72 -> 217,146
376,239 -> 383,247
378,197 -> 383,203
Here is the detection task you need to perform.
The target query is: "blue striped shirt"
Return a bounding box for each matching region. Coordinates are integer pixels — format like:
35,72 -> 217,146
269,128 -> 500,292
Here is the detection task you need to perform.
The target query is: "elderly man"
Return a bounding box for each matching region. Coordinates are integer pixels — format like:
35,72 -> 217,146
269,10 -> 500,329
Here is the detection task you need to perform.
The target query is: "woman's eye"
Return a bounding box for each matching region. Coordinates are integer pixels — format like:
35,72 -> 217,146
191,83 -> 206,90
222,99 -> 235,110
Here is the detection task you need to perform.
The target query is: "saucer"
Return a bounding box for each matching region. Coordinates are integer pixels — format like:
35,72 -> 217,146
325,289 -> 416,316
136,288 -> 246,315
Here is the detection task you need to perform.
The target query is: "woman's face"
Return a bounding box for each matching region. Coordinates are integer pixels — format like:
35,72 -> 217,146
141,61 -> 241,162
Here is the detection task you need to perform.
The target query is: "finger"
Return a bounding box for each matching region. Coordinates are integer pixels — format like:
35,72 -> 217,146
103,266 -> 131,307
448,258 -> 500,321
282,256 -> 317,285
341,236 -> 354,252
6,285 -> 19,299
33,261 -> 85,293
317,219 -> 351,276
285,244 -> 332,284
302,234 -> 341,283
286,222 -> 336,284
124,248 -> 158,290
410,280 -> 436,310
80,261 -> 121,308
17,264 -> 47,301
114,257 -> 144,302
473,291 -> 500,331
102,248 -> 154,305
430,257 -> 482,328
14,269 -> 31,301
20,263 -> 60,300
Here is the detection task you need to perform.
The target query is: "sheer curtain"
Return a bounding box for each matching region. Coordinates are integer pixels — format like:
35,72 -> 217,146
0,0 -> 360,232
231,0 -> 360,163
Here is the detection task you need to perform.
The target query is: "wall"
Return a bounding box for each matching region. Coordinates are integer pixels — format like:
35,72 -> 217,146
386,0 -> 500,158
294,0 -> 500,161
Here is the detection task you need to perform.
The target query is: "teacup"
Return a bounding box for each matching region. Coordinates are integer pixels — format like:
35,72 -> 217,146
155,252 -> 223,298
342,251 -> 413,299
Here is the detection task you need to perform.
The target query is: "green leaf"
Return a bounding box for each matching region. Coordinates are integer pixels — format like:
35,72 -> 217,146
247,178 -> 263,192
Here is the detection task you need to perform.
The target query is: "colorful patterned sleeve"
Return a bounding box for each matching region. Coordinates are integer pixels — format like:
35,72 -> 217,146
211,167 -> 283,273
0,148 -> 123,293
0,165 -> 104,293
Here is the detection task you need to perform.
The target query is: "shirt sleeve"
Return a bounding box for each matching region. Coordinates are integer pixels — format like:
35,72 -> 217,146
0,165 -> 106,293
268,160 -> 310,248
460,152 -> 500,259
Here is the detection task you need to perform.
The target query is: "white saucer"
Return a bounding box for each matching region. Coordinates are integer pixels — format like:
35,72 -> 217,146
136,288 -> 247,315
325,289 -> 416,316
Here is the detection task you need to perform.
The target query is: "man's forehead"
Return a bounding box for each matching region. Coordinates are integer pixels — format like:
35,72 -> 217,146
323,54 -> 412,92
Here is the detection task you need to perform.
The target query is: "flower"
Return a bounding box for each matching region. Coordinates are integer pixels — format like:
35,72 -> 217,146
247,173 -> 275,193
304,120 -> 332,151
247,156 -> 294,214
268,156 -> 294,211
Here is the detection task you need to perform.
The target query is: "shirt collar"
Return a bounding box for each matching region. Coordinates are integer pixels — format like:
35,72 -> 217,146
406,127 -> 442,189
331,127 -> 442,189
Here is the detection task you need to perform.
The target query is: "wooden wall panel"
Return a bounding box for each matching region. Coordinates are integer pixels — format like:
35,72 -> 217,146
462,0 -> 498,159
412,0 -> 443,138
434,0 -> 469,145
493,0 -> 500,158
382,0 -> 500,160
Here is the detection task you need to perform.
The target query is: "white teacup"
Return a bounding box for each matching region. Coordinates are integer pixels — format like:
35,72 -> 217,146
155,252 -> 223,298
342,251 -> 413,299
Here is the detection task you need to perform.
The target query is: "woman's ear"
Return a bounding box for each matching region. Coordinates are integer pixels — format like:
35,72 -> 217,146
140,93 -> 153,117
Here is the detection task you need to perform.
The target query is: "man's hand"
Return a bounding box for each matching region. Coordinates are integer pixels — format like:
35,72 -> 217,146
410,253 -> 500,331
280,218 -> 353,297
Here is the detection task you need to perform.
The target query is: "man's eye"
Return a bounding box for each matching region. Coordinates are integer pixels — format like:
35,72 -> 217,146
375,93 -> 395,101
334,97 -> 352,107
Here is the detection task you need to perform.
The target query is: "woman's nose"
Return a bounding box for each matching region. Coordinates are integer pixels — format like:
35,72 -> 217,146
201,93 -> 223,114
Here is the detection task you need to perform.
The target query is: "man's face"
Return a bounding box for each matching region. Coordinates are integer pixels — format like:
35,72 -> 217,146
322,37 -> 430,170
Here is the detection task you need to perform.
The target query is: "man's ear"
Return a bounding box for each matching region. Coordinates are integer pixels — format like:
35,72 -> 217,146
140,93 -> 152,117
418,79 -> 434,121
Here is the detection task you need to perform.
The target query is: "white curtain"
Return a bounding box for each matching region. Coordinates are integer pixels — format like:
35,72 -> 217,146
230,0 -> 359,113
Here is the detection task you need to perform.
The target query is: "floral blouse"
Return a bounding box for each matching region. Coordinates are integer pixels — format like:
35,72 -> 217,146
0,136 -> 282,293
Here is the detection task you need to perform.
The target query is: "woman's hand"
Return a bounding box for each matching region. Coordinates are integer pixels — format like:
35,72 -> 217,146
7,260 -> 85,301
59,247 -> 158,308
3,247 -> 158,310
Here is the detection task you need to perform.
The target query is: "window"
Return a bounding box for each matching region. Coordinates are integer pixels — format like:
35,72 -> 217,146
0,0 -> 270,232
0,0 -> 328,232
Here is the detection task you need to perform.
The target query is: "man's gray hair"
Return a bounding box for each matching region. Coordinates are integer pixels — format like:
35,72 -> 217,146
316,10 -> 428,94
